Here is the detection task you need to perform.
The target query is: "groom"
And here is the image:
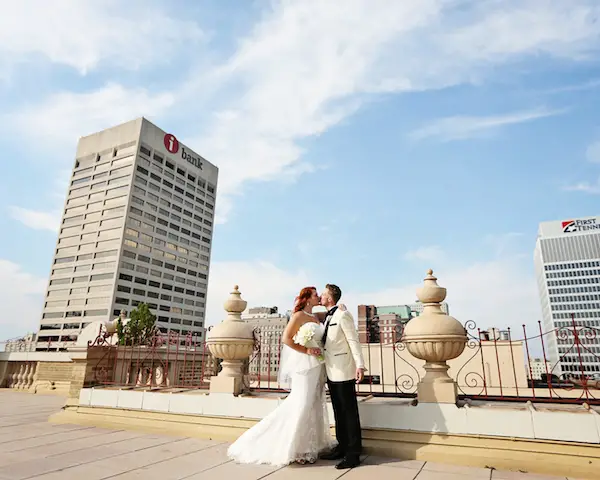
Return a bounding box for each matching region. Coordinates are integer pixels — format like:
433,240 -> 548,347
320,284 -> 366,469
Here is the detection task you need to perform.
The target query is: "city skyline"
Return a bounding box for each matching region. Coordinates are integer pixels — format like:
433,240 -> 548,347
2,1 -> 600,341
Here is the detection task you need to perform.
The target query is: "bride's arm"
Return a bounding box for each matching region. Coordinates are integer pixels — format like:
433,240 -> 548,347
282,313 -> 320,355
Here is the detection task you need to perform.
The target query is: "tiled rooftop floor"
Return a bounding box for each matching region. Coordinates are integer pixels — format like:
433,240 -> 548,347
0,390 -> 581,480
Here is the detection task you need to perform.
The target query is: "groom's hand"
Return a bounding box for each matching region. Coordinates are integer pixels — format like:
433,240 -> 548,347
355,368 -> 365,384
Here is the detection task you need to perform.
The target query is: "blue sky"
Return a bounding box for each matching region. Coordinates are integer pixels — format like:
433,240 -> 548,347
1,0 -> 600,342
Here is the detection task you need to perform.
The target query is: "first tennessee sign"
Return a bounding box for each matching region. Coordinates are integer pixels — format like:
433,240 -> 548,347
163,133 -> 203,170
561,218 -> 600,233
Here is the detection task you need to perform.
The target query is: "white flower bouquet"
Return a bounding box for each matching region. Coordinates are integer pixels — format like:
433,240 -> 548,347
293,322 -> 324,362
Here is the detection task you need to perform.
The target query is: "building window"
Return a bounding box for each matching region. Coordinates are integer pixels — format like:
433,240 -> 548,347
71,176 -> 91,186
130,206 -> 143,216
91,273 -> 113,281
140,146 -> 151,156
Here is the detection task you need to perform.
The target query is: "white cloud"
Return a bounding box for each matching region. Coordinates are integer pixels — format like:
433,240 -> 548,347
439,1 -> 600,62
563,177 -> 600,195
186,0 -> 598,219
543,78 -> 600,94
484,232 -> 524,257
586,141 -> 600,163
5,83 -> 175,155
343,257 -> 541,338
7,207 -> 60,232
0,260 -> 46,341
5,1 -> 600,223
409,107 -> 566,142
0,1 -> 203,75
8,171 -> 68,232
206,261 -> 312,326
203,253 -> 541,341
404,245 -> 444,262
563,141 -> 600,193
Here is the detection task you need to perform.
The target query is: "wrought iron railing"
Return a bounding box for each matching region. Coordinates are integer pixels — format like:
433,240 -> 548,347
88,330 -> 217,389
243,315 -> 600,404
77,314 -> 600,405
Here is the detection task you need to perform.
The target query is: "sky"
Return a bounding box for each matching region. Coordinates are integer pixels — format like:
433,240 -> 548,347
1,0 -> 600,344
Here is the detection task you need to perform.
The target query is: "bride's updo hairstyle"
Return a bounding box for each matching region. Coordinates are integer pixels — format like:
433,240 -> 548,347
293,286 -> 316,313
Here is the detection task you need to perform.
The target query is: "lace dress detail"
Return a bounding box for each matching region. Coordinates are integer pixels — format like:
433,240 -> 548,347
227,322 -> 336,466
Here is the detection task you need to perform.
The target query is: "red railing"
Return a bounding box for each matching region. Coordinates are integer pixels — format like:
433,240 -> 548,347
244,315 -> 600,405
71,314 -> 600,405
455,316 -> 600,404
346,315 -> 600,405
89,329 -> 218,389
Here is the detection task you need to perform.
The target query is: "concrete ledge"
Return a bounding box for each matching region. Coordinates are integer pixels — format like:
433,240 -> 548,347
78,387 -> 600,443
49,404 -> 257,441
0,385 -> 69,396
50,403 -> 599,479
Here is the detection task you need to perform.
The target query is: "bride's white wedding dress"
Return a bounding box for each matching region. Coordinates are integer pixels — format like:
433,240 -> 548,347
227,321 -> 336,466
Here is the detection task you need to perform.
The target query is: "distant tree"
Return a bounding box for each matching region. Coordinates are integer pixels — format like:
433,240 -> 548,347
118,303 -> 157,346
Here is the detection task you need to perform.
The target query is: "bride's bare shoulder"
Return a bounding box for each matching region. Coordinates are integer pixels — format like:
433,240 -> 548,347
291,310 -> 311,322
289,311 -> 305,324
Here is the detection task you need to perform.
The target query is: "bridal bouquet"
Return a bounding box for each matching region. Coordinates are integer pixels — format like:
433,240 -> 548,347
293,323 -> 324,362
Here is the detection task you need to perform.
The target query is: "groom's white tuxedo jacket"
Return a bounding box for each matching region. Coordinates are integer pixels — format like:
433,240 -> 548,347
323,308 -> 366,382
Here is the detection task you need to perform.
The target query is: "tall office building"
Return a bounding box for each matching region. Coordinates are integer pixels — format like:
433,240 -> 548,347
37,118 -> 218,351
534,216 -> 600,376
241,307 -> 290,380
358,304 -> 414,343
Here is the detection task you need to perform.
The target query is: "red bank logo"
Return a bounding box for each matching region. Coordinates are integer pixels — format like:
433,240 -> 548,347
164,134 -> 179,154
562,220 -> 576,233
561,218 -> 600,233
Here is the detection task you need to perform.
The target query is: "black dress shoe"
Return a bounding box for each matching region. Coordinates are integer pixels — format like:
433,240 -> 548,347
320,448 -> 345,460
335,457 -> 360,469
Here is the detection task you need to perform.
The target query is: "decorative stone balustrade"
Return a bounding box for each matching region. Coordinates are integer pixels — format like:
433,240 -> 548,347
3,362 -> 38,390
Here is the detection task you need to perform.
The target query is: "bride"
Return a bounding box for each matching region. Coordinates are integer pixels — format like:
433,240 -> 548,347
227,286 -> 338,466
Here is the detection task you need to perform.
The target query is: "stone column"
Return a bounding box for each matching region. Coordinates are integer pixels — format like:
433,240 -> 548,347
402,270 -> 467,404
67,347 -> 90,402
206,285 -> 255,395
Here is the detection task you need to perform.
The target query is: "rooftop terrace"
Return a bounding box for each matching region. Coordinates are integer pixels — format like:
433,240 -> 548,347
0,391 -> 579,480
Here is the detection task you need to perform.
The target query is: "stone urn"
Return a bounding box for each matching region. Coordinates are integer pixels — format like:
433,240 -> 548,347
206,285 -> 255,395
104,310 -> 128,335
402,269 -> 467,403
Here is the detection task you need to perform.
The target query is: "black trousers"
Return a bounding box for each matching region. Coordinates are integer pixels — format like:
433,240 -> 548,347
327,379 -> 362,458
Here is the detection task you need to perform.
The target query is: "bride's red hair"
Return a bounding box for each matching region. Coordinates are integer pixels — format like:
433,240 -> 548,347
293,286 -> 316,313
